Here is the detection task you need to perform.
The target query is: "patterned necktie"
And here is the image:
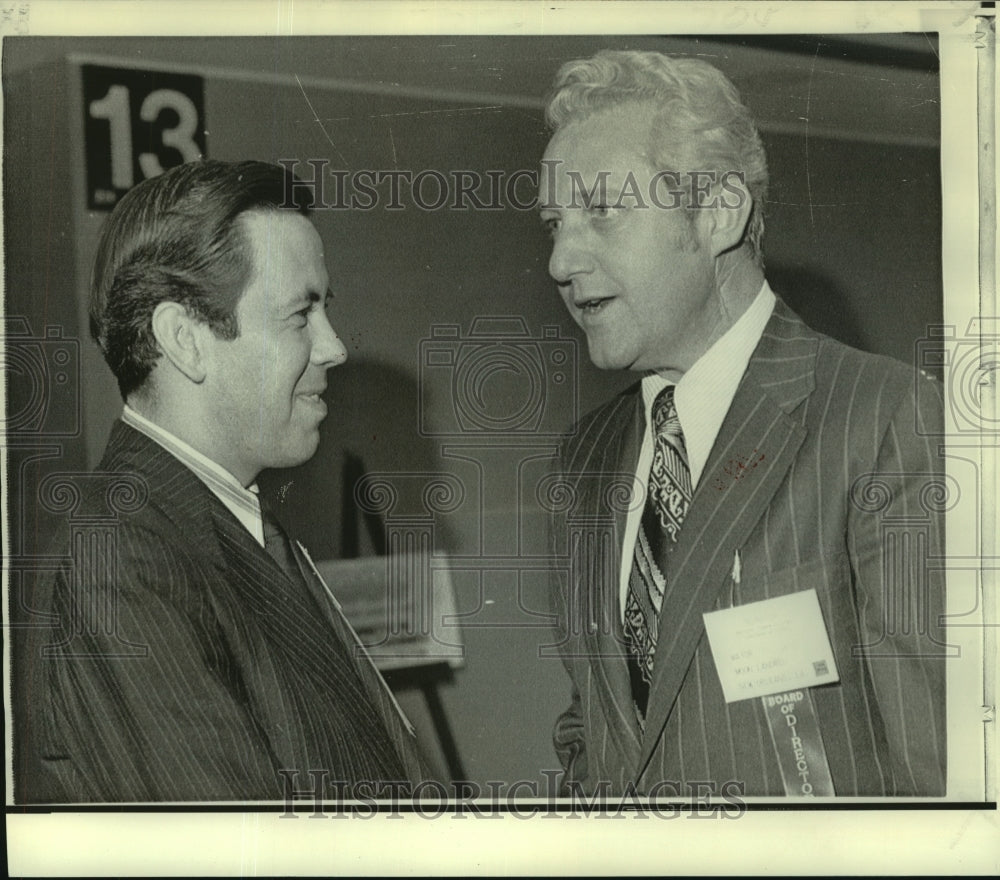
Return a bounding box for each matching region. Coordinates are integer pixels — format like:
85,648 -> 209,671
624,385 -> 693,722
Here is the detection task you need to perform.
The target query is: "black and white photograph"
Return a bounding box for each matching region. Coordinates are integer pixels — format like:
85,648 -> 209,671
2,0 -> 995,874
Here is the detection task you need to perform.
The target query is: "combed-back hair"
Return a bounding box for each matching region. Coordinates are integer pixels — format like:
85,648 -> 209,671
545,50 -> 769,263
90,159 -> 312,398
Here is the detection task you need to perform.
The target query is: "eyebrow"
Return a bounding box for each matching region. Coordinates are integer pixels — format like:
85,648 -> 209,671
286,289 -> 332,315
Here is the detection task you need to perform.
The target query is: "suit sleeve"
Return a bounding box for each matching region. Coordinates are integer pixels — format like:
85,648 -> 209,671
37,523 -> 280,802
847,373 -> 947,795
550,582 -> 591,793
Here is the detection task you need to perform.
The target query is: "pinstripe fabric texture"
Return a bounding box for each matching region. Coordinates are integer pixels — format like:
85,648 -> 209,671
549,299 -> 947,797
16,422 -> 424,803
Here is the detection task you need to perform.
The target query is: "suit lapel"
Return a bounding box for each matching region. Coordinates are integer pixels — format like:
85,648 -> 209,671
102,424 -> 308,765
208,506 -> 363,696
103,422 -> 307,645
101,421 -> 231,573
99,422 -> 417,779
289,541 -> 427,780
209,496 -> 419,778
571,391 -> 646,769
636,300 -> 819,778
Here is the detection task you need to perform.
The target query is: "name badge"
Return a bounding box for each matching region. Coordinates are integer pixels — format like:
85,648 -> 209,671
703,589 -> 839,703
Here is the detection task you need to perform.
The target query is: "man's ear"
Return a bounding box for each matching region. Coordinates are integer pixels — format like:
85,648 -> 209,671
703,174 -> 753,258
150,301 -> 208,383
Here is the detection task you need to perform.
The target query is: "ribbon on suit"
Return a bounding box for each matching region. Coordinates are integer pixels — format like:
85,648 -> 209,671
761,690 -> 835,796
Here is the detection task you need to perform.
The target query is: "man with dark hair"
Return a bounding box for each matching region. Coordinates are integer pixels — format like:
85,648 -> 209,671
540,51 -> 947,797
18,159 -> 423,802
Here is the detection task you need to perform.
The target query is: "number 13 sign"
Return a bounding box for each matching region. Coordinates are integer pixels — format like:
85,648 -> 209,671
82,64 -> 206,210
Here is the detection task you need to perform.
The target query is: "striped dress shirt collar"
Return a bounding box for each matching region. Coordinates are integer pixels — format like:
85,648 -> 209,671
121,405 -> 265,547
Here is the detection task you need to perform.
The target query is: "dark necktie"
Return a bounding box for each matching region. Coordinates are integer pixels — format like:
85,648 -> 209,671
260,504 -> 306,589
624,386 -> 692,722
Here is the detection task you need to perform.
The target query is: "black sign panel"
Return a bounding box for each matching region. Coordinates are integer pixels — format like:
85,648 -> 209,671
82,64 -> 206,210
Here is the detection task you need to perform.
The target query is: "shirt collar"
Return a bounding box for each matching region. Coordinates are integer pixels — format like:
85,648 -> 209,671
640,280 -> 776,487
121,405 -> 265,546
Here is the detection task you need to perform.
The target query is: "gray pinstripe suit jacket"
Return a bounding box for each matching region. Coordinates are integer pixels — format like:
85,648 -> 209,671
17,421 -> 424,802
549,299 -> 947,797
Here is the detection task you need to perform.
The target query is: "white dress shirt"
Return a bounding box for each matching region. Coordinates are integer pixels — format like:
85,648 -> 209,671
618,281 -> 777,620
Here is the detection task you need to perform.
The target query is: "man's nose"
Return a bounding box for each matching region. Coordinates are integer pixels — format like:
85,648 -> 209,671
311,312 -> 348,368
548,219 -> 593,285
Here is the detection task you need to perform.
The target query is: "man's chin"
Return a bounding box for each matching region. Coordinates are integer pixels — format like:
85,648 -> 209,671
263,434 -> 321,472
587,346 -> 632,372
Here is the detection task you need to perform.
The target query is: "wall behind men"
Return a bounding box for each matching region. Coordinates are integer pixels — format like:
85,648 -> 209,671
4,34 -> 941,787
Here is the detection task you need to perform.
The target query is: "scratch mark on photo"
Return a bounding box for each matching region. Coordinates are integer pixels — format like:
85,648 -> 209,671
803,42 -> 820,229
295,73 -> 348,166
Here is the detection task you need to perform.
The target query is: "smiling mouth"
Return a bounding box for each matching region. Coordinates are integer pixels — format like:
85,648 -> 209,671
575,296 -> 614,314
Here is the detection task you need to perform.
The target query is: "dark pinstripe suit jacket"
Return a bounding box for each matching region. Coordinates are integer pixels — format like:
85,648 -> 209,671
17,421 -> 424,802
549,299 -> 947,797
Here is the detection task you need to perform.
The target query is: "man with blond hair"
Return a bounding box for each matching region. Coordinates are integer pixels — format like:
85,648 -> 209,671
540,50 -> 946,797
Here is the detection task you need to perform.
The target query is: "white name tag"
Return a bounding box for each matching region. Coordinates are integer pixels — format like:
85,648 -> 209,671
703,589 -> 840,703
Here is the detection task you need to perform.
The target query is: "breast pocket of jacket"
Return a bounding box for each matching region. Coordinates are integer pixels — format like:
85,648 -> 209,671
726,552 -> 859,671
